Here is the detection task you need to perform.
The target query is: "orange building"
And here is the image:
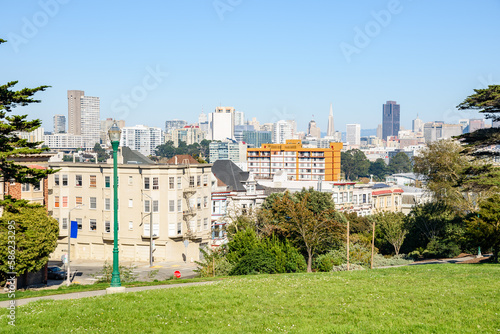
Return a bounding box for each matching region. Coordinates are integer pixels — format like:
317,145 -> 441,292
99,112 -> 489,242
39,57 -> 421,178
247,140 -> 343,181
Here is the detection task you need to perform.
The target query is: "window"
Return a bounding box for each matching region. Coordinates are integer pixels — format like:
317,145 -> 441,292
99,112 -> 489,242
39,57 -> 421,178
54,174 -> 59,186
54,196 -> 60,208
144,200 -> 150,213
197,175 -> 201,187
153,200 -> 159,213
362,194 -> 367,204
177,199 -> 182,212
90,175 -> 96,188
169,200 -> 175,212
76,175 -> 82,187
90,197 -> 97,209
197,197 -> 201,210
189,176 -> 195,187
62,175 -> 68,186
128,176 -> 133,185
105,198 -> 111,211
203,175 -> 208,186
62,218 -> 68,230
177,177 -> 181,189
177,222 -> 182,235
144,177 -> 150,190
76,196 -> 83,205
129,221 -> 133,230
153,177 -> 159,190
62,196 -> 68,208
105,176 -> 111,188
197,219 -> 201,231
105,221 -> 111,233
169,177 -> 174,189
21,183 -> 30,192
89,219 -> 97,231
203,196 -> 208,208
203,218 -> 208,230
76,218 -> 82,230
33,182 -> 41,191
128,199 -> 133,208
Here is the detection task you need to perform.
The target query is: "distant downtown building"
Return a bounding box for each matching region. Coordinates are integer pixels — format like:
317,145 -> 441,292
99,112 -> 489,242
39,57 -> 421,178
120,125 -> 163,157
326,103 -> 335,137
67,90 -> 100,148
100,118 -> 126,146
382,101 -> 400,140
346,124 -> 361,146
209,141 -> 247,164
423,122 -> 463,143
307,120 -> 321,139
247,139 -> 343,181
243,130 -> 272,148
209,107 -> 235,141
273,120 -> 294,144
168,125 -> 205,147
53,115 -> 66,134
165,119 -> 187,134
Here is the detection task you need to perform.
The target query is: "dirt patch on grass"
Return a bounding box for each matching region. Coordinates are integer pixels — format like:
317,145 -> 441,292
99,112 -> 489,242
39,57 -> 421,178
458,257 -> 493,264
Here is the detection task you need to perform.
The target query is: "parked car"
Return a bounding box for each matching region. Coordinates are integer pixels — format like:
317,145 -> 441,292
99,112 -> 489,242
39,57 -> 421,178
48,267 -> 67,280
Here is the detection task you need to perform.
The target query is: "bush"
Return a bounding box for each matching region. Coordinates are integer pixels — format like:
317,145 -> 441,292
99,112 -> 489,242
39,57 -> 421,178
230,248 -> 277,275
331,264 -> 364,272
315,249 -> 346,272
408,250 -> 421,261
91,261 -> 138,283
195,247 -> 234,278
373,254 -> 413,267
424,238 -> 461,259
263,236 -> 306,273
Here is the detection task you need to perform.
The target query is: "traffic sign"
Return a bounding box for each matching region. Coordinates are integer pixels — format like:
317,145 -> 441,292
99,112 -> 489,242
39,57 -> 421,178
174,270 -> 181,278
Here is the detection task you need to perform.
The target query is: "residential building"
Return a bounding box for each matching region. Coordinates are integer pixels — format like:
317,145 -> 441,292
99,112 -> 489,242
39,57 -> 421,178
234,111 -> 245,126
382,101 -> 400,140
468,119 -> 485,133
4,164 -> 49,206
209,107 -> 235,141
120,125 -> 163,156
247,139 -> 343,181
211,160 -> 267,246
170,125 -> 205,147
53,115 -> 66,134
273,120 -> 294,144
243,130 -> 272,148
67,90 -> 100,148
327,103 -> 335,137
346,124 -> 361,146
17,127 -> 44,146
165,120 -> 187,134
100,118 -> 126,146
48,151 -> 212,263
371,184 -> 404,213
198,110 -> 209,133
43,133 -> 84,149
209,141 -> 247,163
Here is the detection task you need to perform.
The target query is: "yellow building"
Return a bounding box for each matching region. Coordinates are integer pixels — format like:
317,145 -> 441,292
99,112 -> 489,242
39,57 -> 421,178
247,140 -> 343,181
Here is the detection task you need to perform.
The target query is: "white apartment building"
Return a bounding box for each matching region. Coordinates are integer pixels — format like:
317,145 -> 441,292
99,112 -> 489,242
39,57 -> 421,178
48,155 -> 212,263
273,120 -> 294,144
53,115 -> 66,134
169,126 -> 206,147
209,141 -> 247,163
80,95 -> 100,148
234,111 -> 245,126
43,133 -> 84,149
346,124 -> 361,146
120,125 -> 163,157
209,107 -> 235,141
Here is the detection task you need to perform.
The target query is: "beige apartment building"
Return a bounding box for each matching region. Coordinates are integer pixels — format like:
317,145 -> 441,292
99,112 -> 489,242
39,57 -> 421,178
48,152 -> 212,263
371,185 -> 404,213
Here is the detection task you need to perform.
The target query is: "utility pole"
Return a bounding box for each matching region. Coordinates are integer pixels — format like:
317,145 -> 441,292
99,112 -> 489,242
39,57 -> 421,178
346,219 -> 350,271
371,218 -> 376,269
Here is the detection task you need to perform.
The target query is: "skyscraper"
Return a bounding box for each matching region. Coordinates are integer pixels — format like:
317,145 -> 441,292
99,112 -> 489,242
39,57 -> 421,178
326,103 -> 335,137
382,101 -> 400,140
53,114 -> 66,134
307,120 -> 321,139
234,111 -> 245,126
346,124 -> 361,146
412,114 -> 424,133
209,107 -> 235,141
67,90 -> 100,147
273,120 -> 293,144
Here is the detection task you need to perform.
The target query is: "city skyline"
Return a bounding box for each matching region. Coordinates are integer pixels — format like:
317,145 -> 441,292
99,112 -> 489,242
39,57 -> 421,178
2,1 -> 499,133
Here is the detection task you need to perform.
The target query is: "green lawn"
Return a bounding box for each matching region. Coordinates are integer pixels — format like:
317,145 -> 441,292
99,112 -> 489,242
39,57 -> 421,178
1,264 -> 499,333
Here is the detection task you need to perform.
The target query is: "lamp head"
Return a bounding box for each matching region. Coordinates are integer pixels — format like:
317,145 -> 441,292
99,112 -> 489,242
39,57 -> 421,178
108,122 -> 121,143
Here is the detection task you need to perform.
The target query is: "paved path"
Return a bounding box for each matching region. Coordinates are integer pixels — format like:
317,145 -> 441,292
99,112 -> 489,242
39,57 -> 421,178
0,281 -> 215,308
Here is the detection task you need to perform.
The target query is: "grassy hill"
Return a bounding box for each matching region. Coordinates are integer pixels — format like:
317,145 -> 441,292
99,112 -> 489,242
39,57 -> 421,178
1,264 -> 499,333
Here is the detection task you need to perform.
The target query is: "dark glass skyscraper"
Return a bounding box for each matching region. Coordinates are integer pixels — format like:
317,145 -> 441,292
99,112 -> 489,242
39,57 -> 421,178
382,101 -> 400,140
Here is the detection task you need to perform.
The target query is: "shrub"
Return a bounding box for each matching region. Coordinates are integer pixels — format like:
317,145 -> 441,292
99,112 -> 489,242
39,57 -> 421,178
195,247 -> 234,278
230,248 -> 277,275
91,261 -> 138,283
263,236 -> 306,273
372,254 -> 413,267
425,238 -> 461,259
408,250 -> 421,261
331,264 -> 364,272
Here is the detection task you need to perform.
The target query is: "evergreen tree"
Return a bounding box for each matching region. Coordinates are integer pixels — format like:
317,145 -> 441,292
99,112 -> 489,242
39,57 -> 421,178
388,152 -> 412,174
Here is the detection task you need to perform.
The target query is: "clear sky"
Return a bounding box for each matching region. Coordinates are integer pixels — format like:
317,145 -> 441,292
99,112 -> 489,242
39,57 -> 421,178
1,0 -> 499,133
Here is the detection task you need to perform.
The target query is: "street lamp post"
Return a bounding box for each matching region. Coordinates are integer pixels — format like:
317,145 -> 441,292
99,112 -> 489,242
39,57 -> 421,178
107,122 -> 124,292
143,192 -> 154,267
66,205 -> 83,287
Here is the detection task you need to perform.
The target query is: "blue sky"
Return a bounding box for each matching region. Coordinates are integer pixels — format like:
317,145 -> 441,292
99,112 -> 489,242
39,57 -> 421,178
1,0 -> 499,133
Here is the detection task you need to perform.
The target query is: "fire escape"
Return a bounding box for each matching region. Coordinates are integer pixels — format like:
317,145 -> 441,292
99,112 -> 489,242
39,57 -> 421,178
182,159 -> 197,240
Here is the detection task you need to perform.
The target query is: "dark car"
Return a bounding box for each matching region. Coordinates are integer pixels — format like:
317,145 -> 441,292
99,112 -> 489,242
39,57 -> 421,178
48,267 -> 67,280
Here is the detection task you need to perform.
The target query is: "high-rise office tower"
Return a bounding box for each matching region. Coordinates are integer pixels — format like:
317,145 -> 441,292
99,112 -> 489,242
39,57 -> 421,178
412,114 -> 424,133
382,101 -> 400,140
327,103 -> 334,137
346,124 -> 361,146
308,120 -> 321,139
209,107 -> 235,140
67,90 -> 84,135
67,90 -> 100,147
234,111 -> 245,126
53,114 -> 66,134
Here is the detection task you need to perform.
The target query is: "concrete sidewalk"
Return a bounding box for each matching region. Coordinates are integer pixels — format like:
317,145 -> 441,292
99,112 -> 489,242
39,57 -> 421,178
0,281 -> 215,308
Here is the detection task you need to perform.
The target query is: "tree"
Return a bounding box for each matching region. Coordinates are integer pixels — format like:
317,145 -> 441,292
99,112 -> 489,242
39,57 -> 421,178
369,158 -> 389,181
465,194 -> 500,262
0,39 -> 55,191
92,143 -> 109,162
260,189 -> 343,272
457,85 -> 500,157
373,211 -> 407,255
0,203 -> 59,276
388,152 -> 412,174
341,149 -> 370,180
